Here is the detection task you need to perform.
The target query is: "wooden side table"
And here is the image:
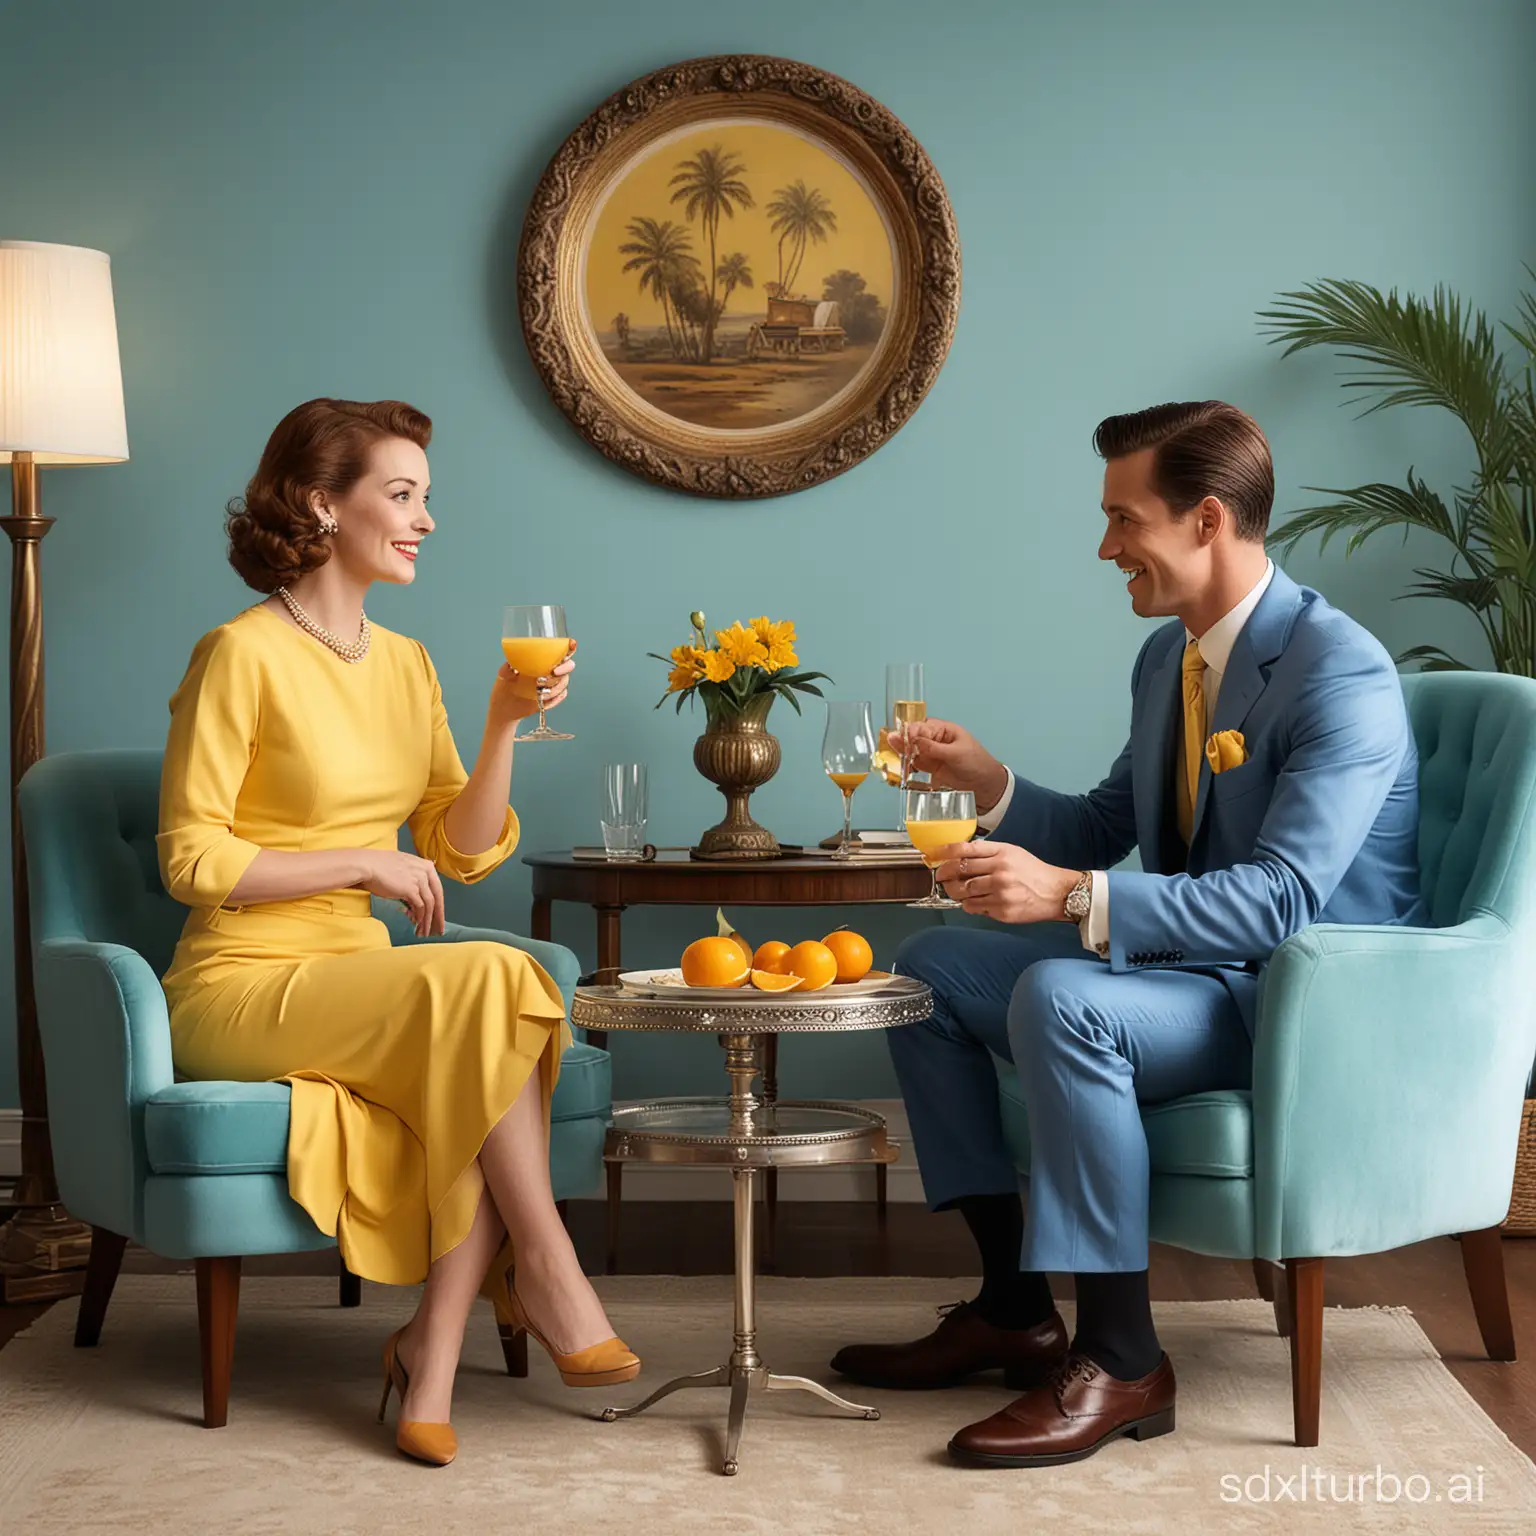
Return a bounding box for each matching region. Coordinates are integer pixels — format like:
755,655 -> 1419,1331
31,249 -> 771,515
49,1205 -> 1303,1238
524,850 -> 933,1269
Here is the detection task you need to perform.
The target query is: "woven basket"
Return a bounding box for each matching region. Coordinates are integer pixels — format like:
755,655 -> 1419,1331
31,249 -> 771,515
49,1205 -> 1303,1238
1503,1099 -> 1536,1235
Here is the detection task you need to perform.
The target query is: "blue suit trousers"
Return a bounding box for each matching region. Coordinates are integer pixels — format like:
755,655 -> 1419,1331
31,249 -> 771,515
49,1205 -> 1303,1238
890,924 -> 1254,1272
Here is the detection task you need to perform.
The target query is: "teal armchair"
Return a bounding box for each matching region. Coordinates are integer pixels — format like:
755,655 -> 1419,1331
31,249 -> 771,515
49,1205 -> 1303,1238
996,671 -> 1536,1444
17,748 -> 610,1427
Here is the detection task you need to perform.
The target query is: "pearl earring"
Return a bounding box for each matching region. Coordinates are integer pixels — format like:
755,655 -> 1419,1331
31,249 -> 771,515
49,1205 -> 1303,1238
318,512 -> 339,535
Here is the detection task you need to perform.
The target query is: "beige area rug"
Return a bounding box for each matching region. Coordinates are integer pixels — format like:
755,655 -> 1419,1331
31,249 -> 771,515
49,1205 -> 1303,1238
2,1277 -> 1535,1535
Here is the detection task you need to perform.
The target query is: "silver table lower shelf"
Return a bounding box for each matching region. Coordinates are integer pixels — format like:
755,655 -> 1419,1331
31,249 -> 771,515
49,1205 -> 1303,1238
572,979 -> 932,1475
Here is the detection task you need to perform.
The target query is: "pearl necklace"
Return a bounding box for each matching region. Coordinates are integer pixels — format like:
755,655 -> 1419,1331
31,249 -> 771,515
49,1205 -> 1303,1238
275,586 -> 371,663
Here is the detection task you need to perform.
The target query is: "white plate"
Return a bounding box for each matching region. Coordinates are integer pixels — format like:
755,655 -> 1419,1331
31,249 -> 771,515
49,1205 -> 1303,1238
616,968 -> 897,999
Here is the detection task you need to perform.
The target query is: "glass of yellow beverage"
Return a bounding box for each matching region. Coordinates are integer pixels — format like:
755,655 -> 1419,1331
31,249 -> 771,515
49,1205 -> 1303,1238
882,663 -> 927,829
904,788 -> 976,909
502,604 -> 575,741
822,700 -> 877,858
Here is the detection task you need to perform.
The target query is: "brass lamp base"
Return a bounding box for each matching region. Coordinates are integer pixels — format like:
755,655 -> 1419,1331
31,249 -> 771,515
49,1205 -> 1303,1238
0,1203 -> 91,1303
1,456 -> 92,1305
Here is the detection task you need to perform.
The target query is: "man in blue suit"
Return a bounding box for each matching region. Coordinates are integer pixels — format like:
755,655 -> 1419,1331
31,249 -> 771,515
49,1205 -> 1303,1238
832,401 -> 1426,1467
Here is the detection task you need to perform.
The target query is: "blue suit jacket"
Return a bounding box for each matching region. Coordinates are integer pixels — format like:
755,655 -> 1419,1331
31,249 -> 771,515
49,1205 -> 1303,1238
993,566 -> 1427,1033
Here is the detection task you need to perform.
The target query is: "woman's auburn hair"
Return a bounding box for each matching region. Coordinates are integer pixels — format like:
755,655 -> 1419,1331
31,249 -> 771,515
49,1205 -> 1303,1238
225,398 -> 432,593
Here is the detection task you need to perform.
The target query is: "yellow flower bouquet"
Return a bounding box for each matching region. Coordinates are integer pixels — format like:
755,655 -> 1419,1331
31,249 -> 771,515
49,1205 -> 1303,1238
650,611 -> 831,723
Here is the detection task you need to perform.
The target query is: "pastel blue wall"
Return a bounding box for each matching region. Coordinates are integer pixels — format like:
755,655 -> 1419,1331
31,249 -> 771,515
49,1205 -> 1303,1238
2,0 -> 1532,1107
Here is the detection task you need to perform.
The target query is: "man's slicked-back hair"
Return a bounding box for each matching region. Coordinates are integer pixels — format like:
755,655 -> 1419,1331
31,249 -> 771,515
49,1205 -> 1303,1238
1093,401 -> 1274,541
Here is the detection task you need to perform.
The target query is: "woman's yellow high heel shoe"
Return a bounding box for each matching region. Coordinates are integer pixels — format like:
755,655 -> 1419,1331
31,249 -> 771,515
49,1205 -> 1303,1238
379,1327 -> 457,1467
497,1280 -> 641,1388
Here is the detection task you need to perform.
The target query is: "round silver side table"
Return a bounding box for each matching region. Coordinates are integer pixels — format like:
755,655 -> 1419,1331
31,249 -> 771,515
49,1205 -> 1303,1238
572,976 -> 932,1476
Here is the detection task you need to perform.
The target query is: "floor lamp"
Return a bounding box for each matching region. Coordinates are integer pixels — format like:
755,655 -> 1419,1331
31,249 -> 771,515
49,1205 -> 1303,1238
0,241 -> 129,1303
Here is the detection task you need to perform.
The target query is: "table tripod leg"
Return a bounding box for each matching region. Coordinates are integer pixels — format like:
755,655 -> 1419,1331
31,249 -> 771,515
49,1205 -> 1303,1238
765,1372 -> 880,1419
722,1370 -> 752,1476
598,1365 -> 728,1422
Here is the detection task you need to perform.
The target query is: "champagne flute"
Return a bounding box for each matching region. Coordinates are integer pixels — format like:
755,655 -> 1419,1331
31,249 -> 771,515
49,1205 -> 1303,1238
885,663 -> 927,834
822,700 -> 877,858
905,788 -> 976,909
502,605 -> 574,742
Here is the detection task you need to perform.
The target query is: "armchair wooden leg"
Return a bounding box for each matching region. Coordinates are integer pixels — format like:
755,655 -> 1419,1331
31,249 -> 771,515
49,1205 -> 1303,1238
195,1256 -> 241,1429
1251,1258 -> 1275,1303
338,1253 -> 361,1309
605,1160 -> 622,1275
75,1227 -> 127,1347
498,1323 -> 529,1378
876,1162 -> 889,1230
1459,1226 -> 1517,1361
1286,1257 -> 1324,1447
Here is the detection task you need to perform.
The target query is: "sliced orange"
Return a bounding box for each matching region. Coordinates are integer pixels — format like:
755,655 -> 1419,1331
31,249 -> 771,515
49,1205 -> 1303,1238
681,936 -> 750,988
821,929 -> 874,983
787,939 -> 838,992
751,969 -> 804,992
753,940 -> 793,975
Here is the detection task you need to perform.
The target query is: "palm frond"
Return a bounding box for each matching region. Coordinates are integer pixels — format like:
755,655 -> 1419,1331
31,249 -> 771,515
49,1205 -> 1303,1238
1258,279 -> 1506,456
1268,475 -> 1457,558
1395,644 -> 1472,672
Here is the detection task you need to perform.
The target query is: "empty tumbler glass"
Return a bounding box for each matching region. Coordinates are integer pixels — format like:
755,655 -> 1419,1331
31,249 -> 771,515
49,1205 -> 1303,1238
601,763 -> 648,860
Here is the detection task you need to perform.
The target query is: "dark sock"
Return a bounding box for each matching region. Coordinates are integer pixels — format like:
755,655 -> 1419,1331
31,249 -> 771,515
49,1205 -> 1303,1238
1072,1270 -> 1161,1381
952,1194 -> 1055,1328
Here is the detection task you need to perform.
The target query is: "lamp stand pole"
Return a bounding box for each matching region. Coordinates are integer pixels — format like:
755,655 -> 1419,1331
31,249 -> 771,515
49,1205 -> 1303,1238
0,453 -> 91,1302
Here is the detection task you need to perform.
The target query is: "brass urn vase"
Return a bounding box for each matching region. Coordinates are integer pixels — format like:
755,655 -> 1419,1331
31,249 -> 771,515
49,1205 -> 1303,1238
691,692 -> 781,859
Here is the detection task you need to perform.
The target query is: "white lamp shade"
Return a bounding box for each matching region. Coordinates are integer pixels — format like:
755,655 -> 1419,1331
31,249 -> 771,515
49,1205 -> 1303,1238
0,240 -> 129,465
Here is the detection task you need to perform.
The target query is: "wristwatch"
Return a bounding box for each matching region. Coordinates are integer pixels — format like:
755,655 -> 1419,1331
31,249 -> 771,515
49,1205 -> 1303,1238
1063,870 -> 1093,924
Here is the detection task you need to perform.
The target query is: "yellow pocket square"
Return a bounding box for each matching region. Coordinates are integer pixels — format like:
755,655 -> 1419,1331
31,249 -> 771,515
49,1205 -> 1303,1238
1205,729 -> 1248,774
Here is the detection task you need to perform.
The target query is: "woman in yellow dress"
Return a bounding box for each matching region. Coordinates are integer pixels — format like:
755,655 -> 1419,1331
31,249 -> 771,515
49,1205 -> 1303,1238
157,397 -> 637,1467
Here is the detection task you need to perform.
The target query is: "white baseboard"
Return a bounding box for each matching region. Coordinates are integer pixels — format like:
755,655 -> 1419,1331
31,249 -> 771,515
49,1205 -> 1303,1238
570,1098 -> 927,1204
0,1108 -> 19,1181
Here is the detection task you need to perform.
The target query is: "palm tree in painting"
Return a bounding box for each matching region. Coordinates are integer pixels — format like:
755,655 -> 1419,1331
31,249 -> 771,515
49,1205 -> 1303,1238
618,217 -> 697,358
714,252 -> 754,350
768,181 -> 838,297
669,146 -> 754,362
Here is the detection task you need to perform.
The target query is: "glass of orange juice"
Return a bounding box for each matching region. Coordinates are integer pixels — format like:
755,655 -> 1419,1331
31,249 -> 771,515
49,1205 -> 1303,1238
822,700 -> 876,858
502,605 -> 575,742
904,788 -> 976,909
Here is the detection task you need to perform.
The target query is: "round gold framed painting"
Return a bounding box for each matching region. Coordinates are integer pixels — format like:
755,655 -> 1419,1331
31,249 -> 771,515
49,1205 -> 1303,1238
518,54 -> 960,498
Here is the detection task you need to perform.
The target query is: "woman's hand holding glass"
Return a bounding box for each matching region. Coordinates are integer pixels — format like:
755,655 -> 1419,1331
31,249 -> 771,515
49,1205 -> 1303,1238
491,638 -> 577,733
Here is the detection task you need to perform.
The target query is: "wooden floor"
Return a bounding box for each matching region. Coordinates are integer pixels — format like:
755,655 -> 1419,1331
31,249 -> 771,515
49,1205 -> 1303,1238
4,1202 -> 1535,1458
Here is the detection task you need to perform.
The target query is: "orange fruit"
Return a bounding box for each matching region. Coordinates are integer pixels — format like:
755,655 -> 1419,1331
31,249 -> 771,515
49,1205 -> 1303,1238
786,939 -> 838,992
681,936 -> 750,988
716,907 -> 753,971
751,969 -> 803,992
822,929 -> 874,983
753,940 -> 793,975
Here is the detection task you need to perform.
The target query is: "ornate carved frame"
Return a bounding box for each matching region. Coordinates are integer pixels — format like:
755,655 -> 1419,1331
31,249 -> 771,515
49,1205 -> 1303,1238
518,54 -> 961,498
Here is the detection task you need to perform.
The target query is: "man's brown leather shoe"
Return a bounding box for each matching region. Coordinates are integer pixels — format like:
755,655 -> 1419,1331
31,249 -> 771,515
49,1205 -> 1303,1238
830,1301 -> 1069,1391
948,1350 -> 1176,1466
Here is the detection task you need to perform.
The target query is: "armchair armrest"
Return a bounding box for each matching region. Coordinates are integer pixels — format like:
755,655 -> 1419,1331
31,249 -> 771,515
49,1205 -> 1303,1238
32,937 -> 177,1241
1252,913 -> 1535,1260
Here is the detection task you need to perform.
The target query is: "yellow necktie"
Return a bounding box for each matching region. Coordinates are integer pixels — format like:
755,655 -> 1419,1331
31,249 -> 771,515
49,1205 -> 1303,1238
1178,637 -> 1205,844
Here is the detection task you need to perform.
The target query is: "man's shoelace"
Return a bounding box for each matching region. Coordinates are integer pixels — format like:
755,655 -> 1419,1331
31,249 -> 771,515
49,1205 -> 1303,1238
1047,1353 -> 1101,1406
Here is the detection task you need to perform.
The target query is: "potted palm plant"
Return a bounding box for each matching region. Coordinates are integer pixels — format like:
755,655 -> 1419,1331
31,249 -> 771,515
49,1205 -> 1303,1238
1259,273 -> 1536,1230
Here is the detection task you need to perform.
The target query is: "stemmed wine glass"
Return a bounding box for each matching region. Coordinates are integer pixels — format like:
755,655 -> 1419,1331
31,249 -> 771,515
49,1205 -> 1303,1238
502,605 -> 574,742
822,700 -> 877,859
904,788 -> 976,909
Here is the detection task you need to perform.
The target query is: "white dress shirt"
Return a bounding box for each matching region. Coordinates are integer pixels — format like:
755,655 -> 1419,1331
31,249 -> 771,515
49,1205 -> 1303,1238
975,560 -> 1275,955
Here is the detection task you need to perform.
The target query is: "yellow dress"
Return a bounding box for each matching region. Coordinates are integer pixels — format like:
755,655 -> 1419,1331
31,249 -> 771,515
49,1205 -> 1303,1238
156,602 -> 568,1285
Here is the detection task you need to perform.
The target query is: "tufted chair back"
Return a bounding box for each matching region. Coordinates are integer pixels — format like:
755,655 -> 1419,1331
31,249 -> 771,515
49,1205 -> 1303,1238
1405,672 -> 1536,935
20,748 -> 189,976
